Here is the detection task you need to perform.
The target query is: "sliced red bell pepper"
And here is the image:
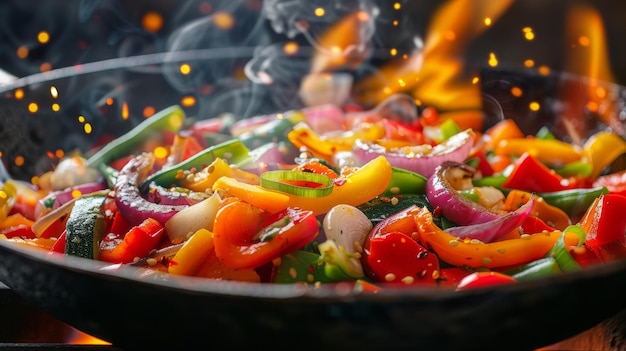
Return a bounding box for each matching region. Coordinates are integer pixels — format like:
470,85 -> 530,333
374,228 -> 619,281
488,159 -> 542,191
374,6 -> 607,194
593,170 -> 626,197
468,148 -> 495,177
455,271 -> 517,291
212,201 -> 319,270
578,193 -> 626,260
437,267 -> 474,288
49,230 -> 67,254
519,215 -> 556,234
363,231 -> 440,286
360,205 -> 440,286
99,217 -> 165,263
502,153 -> 573,193
0,224 -> 36,239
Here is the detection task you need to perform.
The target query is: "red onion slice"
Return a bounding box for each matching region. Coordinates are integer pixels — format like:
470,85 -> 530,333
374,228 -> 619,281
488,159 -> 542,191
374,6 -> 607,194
445,196 -> 535,242
353,129 -> 474,178
114,153 -> 188,226
426,161 -> 534,242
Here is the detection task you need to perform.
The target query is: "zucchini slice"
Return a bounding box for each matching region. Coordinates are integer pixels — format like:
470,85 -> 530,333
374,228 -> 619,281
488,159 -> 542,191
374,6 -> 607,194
65,193 -> 107,259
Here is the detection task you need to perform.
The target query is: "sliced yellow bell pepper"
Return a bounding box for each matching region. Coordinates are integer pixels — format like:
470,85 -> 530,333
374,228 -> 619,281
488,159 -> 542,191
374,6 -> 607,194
284,155 -> 392,216
212,176 -> 290,213
582,131 -> 626,179
495,138 -> 583,166
287,121 -> 385,161
169,228 -> 214,276
0,181 -> 17,224
414,206 -> 580,269
180,157 -> 260,192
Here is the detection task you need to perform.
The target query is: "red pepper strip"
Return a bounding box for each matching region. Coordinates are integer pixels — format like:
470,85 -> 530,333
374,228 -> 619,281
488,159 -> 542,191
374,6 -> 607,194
49,230 -> 67,254
99,218 -> 165,263
502,153 -> 573,192
455,271 -> 517,291
519,216 -> 556,234
0,224 -> 36,239
364,232 -> 440,286
360,205 -> 440,286
468,148 -> 494,177
212,201 -> 319,270
578,193 -> 626,260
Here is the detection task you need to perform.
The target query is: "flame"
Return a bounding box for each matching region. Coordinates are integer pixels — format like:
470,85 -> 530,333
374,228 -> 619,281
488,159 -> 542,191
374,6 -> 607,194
353,0 -> 513,113
66,327 -> 110,345
560,3 -> 623,141
309,10 -> 373,74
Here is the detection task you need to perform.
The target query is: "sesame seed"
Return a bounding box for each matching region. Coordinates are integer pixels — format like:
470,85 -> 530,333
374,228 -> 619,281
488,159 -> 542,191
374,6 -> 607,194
470,239 -> 482,245
390,197 -> 399,205
520,234 -> 531,240
496,248 -> 506,254
432,270 -> 440,279
481,257 -> 492,265
385,273 -> 396,281
401,276 -> 414,284
289,267 -> 297,279
146,258 -> 158,266
449,239 -> 459,247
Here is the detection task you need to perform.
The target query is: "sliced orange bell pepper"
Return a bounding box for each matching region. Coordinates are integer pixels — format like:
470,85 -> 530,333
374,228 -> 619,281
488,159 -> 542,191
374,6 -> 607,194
212,176 -> 290,214
504,190 -> 571,230
212,200 -> 319,269
414,207 -> 580,269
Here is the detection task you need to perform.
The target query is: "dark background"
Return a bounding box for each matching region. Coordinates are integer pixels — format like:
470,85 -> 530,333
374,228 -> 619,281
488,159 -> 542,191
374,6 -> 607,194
0,0 -> 626,84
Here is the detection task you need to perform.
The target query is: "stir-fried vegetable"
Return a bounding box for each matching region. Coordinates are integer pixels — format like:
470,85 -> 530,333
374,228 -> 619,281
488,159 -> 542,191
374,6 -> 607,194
2,101 -> 626,291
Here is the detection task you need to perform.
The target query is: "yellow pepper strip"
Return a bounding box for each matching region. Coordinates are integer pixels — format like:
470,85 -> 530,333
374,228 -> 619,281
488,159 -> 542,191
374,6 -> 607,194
582,131 -> 626,179
180,157 -> 260,192
212,176 -> 290,214
504,190 -> 571,230
0,181 -> 17,224
169,228 -> 215,276
285,155 -> 392,216
3,236 -> 58,251
287,121 -> 385,161
0,213 -> 34,230
414,207 -> 580,269
495,138 -> 583,166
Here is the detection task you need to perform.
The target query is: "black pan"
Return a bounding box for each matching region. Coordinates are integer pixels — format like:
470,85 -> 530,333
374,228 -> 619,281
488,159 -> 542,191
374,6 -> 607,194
0,49 -> 626,350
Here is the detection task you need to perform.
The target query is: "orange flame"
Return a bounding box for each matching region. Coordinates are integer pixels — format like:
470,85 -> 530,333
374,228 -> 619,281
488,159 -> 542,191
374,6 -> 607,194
353,0 -> 513,113
310,10 -> 373,74
66,327 -> 110,345
560,3 -> 623,141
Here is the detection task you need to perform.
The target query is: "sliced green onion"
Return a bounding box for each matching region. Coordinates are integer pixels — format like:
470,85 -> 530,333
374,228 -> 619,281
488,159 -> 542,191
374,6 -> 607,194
260,170 -> 334,197
546,225 -> 586,273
